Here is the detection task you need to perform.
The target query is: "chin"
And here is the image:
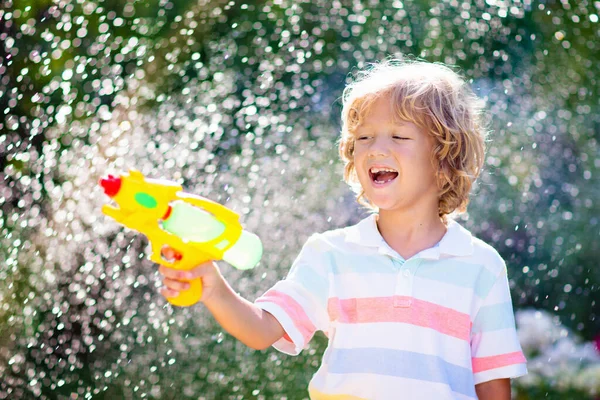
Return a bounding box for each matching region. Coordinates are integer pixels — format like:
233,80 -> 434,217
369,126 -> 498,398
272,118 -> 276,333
375,204 -> 402,212
367,196 -> 401,211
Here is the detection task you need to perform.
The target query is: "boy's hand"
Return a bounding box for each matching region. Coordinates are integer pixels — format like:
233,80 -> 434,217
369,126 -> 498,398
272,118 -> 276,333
158,246 -> 226,304
157,247 -> 284,350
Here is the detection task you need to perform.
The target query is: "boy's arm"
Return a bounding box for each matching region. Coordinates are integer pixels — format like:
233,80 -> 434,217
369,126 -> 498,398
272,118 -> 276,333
203,278 -> 285,350
475,378 -> 510,400
159,259 -> 285,350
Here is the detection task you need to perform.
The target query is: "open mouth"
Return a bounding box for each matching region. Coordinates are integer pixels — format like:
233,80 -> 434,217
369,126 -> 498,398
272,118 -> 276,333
369,167 -> 399,184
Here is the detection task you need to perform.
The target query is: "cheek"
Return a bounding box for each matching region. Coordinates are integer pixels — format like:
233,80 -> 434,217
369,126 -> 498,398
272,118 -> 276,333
354,164 -> 368,181
352,142 -> 364,157
418,157 -> 438,182
409,145 -> 434,167
352,148 -> 366,168
352,157 -> 369,182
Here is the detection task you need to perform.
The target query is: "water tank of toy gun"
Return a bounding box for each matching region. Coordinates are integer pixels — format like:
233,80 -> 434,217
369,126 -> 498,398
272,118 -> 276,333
160,201 -> 262,270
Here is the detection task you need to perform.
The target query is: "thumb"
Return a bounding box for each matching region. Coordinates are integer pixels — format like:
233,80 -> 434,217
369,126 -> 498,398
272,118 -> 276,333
187,260 -> 219,279
158,260 -> 216,281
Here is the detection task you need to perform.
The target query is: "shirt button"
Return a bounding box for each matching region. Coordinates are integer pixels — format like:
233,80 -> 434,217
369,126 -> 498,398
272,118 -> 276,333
403,269 -> 411,277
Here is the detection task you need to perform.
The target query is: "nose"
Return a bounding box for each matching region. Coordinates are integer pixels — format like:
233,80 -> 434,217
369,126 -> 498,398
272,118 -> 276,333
367,137 -> 390,158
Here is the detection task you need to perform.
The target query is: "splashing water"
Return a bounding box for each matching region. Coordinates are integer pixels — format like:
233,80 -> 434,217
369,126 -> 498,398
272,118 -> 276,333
1,0 -> 599,398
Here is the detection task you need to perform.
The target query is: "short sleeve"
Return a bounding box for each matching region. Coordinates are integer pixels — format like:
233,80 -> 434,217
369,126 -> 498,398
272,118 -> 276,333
470,264 -> 527,384
254,234 -> 330,355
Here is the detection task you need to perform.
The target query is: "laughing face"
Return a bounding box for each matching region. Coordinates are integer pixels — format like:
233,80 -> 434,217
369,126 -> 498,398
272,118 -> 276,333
353,95 -> 440,214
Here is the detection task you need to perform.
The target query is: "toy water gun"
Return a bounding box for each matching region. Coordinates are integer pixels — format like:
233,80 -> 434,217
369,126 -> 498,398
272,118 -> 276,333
99,169 -> 262,307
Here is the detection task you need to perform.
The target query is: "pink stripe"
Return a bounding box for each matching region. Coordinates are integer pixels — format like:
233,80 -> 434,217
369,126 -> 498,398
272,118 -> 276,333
327,296 -> 471,341
256,290 -> 316,345
472,351 -> 526,373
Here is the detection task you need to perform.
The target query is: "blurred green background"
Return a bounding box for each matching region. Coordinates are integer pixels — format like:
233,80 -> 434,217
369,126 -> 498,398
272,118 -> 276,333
1,0 -> 599,398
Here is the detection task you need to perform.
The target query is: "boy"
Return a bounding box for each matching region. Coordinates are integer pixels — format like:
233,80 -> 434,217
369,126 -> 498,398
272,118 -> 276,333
159,59 -> 527,399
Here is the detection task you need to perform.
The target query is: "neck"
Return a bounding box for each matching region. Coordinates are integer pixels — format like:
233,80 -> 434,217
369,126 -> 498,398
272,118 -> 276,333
376,206 -> 447,259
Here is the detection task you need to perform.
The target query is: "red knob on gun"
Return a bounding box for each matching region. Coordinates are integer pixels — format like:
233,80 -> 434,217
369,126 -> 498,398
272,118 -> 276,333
99,175 -> 122,197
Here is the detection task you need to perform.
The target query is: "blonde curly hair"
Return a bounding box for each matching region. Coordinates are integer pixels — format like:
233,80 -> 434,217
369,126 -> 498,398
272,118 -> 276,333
338,58 -> 488,221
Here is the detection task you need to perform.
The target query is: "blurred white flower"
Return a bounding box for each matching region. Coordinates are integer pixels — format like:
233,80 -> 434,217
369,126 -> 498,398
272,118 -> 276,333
514,309 -> 600,396
516,309 -> 568,355
572,365 -> 600,395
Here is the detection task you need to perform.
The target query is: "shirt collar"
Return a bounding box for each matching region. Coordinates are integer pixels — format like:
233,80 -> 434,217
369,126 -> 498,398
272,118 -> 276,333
345,214 -> 474,260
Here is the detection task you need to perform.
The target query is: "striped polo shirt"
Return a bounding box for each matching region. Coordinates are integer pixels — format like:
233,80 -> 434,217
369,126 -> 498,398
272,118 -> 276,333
255,214 -> 527,399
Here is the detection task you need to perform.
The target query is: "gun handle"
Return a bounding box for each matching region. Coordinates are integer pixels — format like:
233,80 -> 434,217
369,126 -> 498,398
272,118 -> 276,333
168,277 -> 203,307
151,241 -> 212,307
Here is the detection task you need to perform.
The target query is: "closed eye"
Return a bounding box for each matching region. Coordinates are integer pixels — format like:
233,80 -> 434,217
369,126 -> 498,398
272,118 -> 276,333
393,136 -> 410,140
356,136 -> 372,141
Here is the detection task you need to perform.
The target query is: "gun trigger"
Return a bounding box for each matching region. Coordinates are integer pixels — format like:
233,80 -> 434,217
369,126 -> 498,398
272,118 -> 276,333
161,245 -> 183,263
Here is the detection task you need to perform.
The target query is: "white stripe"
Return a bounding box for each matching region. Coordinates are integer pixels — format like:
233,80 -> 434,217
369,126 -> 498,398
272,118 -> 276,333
471,328 -> 524,357
473,363 -> 528,385
412,276 -> 475,313
331,272 -> 397,298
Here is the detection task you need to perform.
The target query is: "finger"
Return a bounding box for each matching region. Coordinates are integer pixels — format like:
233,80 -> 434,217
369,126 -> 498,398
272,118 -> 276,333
162,277 -> 190,292
161,287 -> 180,298
160,246 -> 182,262
158,265 -> 192,280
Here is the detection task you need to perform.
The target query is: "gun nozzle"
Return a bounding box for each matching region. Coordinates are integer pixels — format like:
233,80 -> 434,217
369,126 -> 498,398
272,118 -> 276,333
100,175 -> 122,197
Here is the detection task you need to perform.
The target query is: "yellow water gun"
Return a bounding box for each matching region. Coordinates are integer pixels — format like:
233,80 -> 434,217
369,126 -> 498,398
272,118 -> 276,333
99,169 -> 262,307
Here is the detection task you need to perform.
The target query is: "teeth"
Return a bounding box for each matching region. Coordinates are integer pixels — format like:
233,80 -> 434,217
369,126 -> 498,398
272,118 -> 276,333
370,167 -> 397,174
